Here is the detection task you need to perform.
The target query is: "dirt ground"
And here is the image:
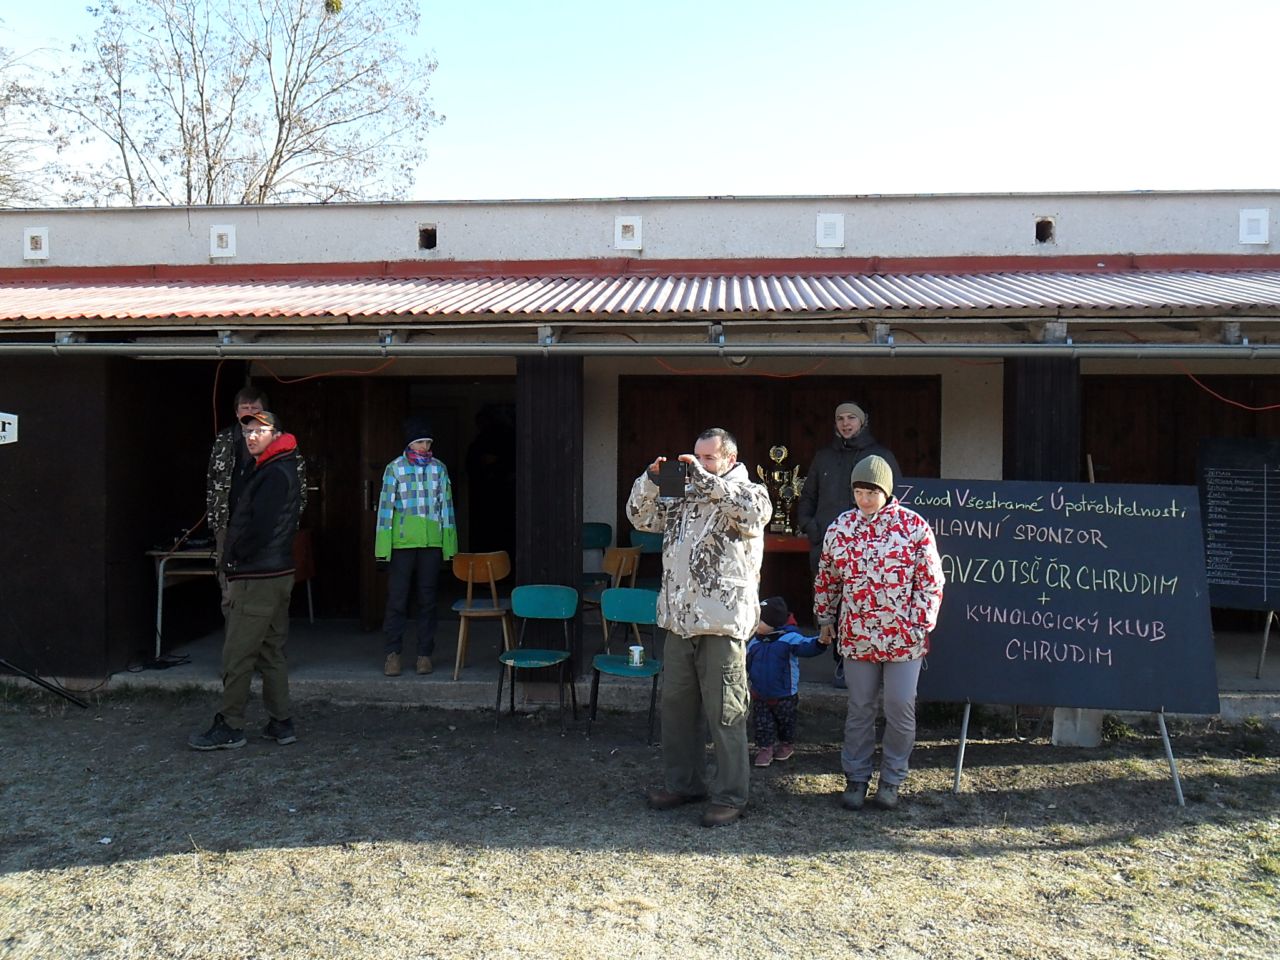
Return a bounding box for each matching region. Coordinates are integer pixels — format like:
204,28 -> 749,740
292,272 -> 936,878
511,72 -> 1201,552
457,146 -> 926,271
1,686 -> 1278,960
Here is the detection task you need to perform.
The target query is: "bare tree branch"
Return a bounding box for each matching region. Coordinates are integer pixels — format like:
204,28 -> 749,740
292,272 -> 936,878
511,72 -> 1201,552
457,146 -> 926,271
39,0 -> 439,205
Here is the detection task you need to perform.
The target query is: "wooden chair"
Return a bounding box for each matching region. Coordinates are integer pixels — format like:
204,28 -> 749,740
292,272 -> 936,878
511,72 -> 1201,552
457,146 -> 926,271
589,587 -> 663,744
582,546 -> 642,646
497,585 -> 580,730
450,551 -> 515,681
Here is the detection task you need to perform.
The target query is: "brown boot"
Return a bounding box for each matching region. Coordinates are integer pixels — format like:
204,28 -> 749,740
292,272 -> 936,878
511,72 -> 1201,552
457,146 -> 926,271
700,804 -> 743,828
383,652 -> 401,677
645,788 -> 706,811
416,656 -> 434,675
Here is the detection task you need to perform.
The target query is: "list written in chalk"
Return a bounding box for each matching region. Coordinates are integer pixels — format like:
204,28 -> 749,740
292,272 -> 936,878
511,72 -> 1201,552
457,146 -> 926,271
895,478 -> 1218,714
1197,437 -> 1280,611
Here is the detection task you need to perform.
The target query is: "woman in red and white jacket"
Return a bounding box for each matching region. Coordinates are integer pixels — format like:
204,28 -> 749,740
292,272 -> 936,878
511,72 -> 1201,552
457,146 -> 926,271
813,455 -> 944,812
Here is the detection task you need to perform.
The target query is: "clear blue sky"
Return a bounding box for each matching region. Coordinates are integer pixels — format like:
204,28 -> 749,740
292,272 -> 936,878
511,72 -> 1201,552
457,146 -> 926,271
5,0 -> 1278,200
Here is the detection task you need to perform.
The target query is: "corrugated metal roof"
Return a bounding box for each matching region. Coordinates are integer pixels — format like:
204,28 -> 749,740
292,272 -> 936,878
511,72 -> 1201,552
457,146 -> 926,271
2,269 -> 1280,324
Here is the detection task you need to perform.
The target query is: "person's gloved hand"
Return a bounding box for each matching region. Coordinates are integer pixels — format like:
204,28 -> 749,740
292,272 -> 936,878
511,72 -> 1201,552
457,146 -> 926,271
222,560 -> 236,576
376,559 -> 390,572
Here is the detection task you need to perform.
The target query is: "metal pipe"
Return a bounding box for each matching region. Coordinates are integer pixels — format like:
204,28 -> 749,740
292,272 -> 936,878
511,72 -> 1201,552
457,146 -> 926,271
1,340 -> 1280,359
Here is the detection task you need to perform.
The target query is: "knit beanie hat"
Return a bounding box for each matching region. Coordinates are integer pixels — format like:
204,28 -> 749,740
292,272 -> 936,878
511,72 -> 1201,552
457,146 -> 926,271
850,454 -> 894,498
403,416 -> 433,446
834,401 -> 867,425
760,596 -> 789,629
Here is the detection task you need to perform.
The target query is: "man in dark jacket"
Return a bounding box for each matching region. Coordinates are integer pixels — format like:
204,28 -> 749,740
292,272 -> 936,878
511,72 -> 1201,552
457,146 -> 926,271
796,401 -> 901,576
797,403 -> 901,689
190,411 -> 303,750
206,386 -> 306,618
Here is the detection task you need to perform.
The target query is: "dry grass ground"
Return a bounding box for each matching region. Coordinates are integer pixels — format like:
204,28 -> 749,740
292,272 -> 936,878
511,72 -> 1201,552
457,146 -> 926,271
1,686 -> 1277,960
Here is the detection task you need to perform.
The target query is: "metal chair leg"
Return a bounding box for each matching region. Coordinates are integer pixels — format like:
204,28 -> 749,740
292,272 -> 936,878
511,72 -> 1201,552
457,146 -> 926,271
588,668 -> 601,737
648,674 -> 659,746
558,662 -> 566,730
494,657 -> 505,731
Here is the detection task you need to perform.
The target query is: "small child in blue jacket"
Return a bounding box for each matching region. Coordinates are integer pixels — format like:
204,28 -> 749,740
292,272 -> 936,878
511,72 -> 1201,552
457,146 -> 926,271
747,596 -> 831,767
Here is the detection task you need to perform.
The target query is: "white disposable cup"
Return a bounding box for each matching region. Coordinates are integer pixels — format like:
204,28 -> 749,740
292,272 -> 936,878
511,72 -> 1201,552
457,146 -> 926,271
628,645 -> 645,666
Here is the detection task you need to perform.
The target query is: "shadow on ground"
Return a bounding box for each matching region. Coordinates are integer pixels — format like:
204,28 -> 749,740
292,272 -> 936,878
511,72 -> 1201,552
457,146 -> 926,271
2,688 -> 1277,875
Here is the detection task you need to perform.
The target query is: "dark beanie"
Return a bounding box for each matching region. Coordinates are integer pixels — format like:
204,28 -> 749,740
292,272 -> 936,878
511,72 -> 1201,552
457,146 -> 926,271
760,596 -> 789,629
404,416 -> 433,446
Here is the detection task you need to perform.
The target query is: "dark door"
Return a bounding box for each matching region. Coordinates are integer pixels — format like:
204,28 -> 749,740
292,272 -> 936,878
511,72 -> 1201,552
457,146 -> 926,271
359,379 -> 410,629
615,373 -> 942,623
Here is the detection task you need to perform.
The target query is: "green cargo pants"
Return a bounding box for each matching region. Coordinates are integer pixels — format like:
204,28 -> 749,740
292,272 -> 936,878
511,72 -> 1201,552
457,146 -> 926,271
220,573 -> 294,730
660,633 -> 750,809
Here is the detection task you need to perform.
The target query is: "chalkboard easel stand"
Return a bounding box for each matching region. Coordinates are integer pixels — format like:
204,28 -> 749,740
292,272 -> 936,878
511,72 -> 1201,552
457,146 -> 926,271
1259,611 -> 1276,680
951,703 -> 1187,807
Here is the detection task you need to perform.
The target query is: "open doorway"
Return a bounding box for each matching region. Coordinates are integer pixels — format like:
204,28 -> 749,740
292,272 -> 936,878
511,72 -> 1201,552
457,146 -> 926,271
260,373 -> 516,628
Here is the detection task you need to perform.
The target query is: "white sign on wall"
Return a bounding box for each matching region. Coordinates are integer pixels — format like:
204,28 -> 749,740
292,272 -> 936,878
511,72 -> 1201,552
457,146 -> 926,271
0,411 -> 17,445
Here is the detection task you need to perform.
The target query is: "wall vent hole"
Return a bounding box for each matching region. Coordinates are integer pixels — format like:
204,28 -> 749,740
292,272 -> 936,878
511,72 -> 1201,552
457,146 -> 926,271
1035,218 -> 1055,244
418,225 -> 438,250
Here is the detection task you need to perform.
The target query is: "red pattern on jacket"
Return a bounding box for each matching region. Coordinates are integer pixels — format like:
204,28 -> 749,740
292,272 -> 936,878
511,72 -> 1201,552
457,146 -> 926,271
812,499 -> 945,663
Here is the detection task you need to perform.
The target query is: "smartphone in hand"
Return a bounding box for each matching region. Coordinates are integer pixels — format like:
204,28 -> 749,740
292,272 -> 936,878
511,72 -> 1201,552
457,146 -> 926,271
657,459 -> 688,498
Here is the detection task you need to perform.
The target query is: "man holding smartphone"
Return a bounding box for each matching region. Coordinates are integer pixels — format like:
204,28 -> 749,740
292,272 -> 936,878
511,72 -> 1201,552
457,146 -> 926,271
626,427 -> 772,827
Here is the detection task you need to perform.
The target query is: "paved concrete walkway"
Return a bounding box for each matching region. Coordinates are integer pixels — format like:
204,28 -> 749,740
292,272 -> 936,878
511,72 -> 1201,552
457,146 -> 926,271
15,616 -> 1280,725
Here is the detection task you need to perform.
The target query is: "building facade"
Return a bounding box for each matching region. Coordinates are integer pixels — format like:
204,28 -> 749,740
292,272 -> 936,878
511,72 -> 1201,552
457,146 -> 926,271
1,192 -> 1277,676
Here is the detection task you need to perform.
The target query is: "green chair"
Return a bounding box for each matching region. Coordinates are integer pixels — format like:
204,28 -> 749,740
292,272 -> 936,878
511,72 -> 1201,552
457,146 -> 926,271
582,546 -> 642,645
628,529 -> 664,592
589,587 -> 663,744
497,584 -> 580,730
581,522 -> 614,590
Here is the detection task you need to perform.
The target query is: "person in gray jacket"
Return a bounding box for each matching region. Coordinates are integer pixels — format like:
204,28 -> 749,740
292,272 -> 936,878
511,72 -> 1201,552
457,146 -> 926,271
796,401 -> 901,576
627,427 -> 772,827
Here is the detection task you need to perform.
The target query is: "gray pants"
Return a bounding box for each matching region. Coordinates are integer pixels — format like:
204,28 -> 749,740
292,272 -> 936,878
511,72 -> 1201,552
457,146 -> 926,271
841,657 -> 923,787
660,633 -> 750,809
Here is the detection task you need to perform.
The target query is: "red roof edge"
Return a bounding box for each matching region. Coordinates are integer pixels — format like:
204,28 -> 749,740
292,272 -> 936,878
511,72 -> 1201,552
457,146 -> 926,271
5,253 -> 1280,283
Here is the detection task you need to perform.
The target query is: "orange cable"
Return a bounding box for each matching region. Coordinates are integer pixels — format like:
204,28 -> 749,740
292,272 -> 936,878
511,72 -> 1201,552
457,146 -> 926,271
1172,360 -> 1280,412
256,357 -> 398,383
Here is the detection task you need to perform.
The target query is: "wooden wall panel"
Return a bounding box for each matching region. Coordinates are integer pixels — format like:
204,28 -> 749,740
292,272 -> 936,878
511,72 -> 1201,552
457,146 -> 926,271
516,356 -> 584,661
614,374 -> 942,625
105,359 -> 218,663
1083,374 -> 1280,486
1003,358 -> 1082,482
616,374 -> 942,535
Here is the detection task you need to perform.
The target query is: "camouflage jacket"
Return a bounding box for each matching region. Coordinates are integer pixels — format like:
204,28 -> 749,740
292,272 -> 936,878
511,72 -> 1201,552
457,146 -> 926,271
206,424 -> 307,532
626,460 -> 772,641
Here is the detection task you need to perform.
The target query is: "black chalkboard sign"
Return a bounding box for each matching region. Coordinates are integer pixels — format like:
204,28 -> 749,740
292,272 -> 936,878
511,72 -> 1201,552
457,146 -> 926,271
1197,438 -> 1280,611
896,478 -> 1219,714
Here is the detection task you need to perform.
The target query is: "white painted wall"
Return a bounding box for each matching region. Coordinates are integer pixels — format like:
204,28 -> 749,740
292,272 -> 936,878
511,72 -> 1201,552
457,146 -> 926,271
2,191 -> 1277,268
582,362 -> 619,529
941,363 -> 1003,479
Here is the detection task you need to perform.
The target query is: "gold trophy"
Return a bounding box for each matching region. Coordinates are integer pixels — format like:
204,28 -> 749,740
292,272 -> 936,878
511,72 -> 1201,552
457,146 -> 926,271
756,445 -> 805,534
